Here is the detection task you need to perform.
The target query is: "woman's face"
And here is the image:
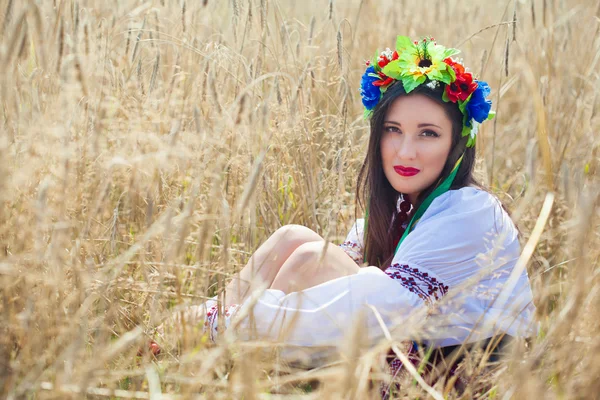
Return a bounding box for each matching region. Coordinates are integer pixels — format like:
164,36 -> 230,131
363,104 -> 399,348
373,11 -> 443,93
380,93 -> 454,204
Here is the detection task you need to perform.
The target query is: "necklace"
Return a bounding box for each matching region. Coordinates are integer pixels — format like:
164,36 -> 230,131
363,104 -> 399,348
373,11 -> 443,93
397,199 -> 412,225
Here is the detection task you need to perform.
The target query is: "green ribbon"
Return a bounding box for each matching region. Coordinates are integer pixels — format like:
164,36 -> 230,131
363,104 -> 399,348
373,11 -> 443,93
363,154 -> 464,264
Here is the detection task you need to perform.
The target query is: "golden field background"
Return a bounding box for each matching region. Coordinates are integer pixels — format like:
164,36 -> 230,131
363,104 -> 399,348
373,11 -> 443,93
1,0 -> 599,398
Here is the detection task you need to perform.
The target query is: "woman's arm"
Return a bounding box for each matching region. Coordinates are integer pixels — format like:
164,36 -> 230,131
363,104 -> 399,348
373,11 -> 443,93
203,267 -> 426,353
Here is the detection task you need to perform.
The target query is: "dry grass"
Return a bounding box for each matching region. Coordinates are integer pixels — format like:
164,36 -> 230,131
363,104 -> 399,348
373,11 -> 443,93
1,0 -> 599,398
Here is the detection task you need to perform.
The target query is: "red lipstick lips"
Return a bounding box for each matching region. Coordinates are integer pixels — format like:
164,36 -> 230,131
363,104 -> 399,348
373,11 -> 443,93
394,165 -> 420,177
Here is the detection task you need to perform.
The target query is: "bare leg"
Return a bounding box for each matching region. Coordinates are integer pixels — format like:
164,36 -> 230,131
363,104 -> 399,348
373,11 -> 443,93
224,225 -> 324,305
270,241 -> 361,293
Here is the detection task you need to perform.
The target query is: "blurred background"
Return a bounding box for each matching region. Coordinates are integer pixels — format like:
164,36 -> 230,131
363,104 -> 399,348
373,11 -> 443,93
0,0 -> 599,398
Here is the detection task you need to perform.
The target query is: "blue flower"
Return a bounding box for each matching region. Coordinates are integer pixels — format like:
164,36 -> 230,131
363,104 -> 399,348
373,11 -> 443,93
465,80 -> 492,125
360,66 -> 381,110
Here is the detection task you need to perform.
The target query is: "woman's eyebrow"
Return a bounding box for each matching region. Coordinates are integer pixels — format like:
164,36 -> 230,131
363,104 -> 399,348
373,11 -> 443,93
417,123 -> 442,129
383,121 -> 442,129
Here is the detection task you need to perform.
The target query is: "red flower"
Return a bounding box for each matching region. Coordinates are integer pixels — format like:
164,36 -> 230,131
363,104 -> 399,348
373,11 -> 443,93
446,73 -> 478,102
372,51 -> 400,88
444,58 -> 478,102
373,72 -> 394,87
378,55 -> 391,68
137,340 -> 161,357
444,57 -> 459,68
378,51 -> 398,68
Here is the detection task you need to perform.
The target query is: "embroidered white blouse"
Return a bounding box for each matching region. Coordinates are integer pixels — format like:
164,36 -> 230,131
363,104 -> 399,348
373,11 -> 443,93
188,187 -> 538,363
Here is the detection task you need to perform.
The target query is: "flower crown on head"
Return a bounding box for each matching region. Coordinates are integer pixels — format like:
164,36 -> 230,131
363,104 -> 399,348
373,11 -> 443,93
360,35 -> 495,147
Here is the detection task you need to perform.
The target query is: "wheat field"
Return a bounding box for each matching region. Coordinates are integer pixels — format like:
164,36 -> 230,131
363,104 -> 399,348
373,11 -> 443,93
1,0 -> 599,398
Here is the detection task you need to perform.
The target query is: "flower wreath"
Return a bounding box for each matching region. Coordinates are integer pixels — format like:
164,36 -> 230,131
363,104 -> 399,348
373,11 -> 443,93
359,35 -> 495,147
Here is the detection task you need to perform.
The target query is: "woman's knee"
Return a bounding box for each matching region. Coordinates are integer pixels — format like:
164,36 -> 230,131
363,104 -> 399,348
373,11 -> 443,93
272,224 -> 322,255
271,241 -> 324,292
287,241 -> 325,261
287,241 -> 359,274
272,241 -> 357,292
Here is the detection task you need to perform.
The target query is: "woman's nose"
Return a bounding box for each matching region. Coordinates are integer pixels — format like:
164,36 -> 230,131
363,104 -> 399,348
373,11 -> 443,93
396,136 -> 417,160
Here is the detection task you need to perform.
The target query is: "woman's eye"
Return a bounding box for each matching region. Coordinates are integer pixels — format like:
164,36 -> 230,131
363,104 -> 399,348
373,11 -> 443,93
384,126 -> 401,133
421,130 -> 440,138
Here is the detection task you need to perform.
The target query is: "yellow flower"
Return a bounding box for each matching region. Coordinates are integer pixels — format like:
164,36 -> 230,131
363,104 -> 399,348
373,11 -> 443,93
382,36 -> 458,93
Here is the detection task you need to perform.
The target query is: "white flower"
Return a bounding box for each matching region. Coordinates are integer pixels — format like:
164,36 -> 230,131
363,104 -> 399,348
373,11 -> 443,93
470,120 -> 480,139
379,48 -> 394,61
425,80 -> 439,89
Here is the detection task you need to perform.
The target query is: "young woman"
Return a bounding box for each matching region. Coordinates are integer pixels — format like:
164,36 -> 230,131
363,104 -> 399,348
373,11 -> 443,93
154,36 -> 538,394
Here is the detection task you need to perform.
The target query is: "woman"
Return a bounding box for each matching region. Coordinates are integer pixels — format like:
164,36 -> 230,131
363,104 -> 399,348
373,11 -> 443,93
154,36 -> 538,394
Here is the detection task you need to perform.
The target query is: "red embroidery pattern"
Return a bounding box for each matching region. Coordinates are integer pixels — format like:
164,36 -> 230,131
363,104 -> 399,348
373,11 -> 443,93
384,263 -> 449,304
339,241 -> 362,264
204,304 -> 240,342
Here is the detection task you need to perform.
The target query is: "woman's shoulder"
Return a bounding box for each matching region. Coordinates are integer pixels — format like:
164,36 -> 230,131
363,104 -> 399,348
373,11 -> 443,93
342,218 -> 366,244
421,186 -> 517,237
346,218 -> 365,231
428,186 -> 504,213
434,185 -> 497,207
396,186 -> 521,271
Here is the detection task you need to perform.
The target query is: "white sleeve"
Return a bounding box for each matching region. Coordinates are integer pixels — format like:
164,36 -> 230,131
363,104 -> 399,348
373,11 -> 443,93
234,266 -> 424,344
387,187 -> 538,346
339,218 -> 365,265
198,266 -> 427,365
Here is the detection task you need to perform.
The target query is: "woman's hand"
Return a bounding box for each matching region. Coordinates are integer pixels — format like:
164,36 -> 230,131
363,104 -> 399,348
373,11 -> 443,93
147,304 -> 213,355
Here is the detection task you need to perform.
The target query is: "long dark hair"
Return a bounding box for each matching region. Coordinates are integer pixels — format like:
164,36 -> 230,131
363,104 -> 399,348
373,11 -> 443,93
355,80 -> 482,270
